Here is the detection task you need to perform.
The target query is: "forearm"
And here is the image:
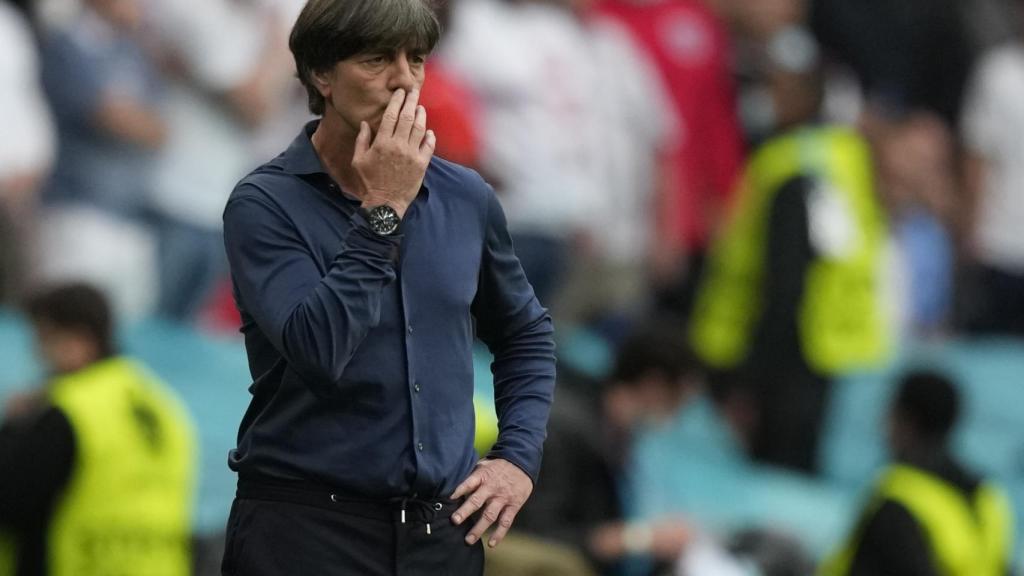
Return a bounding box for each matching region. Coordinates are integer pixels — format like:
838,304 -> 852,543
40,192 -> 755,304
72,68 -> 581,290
94,95 -> 166,149
277,227 -> 400,385
486,313 -> 556,483
225,195 -> 401,390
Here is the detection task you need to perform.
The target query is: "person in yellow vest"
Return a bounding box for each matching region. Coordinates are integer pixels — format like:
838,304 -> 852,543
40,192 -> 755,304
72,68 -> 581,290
689,50 -> 891,473
821,370 -> 1014,575
0,283 -> 196,576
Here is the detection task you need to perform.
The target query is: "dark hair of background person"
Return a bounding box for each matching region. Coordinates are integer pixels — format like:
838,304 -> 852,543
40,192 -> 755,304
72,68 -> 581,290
6,0 -> 30,15
6,0 -> 36,28
609,321 -> 699,389
288,0 -> 441,115
23,283 -> 117,359
892,369 -> 961,443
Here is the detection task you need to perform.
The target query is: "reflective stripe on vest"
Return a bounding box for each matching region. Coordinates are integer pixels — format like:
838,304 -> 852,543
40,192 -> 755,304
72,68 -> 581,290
689,125 -> 890,374
45,357 -> 196,576
819,465 -> 1013,576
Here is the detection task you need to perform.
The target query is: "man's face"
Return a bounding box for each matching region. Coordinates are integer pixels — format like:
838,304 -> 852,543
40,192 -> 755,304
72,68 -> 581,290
317,48 -> 428,136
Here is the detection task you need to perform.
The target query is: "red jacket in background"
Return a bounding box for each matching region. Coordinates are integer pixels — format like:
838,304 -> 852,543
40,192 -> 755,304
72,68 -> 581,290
598,0 -> 744,252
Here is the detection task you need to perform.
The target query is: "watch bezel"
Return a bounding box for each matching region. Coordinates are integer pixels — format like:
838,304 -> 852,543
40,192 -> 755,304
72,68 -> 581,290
366,204 -> 400,236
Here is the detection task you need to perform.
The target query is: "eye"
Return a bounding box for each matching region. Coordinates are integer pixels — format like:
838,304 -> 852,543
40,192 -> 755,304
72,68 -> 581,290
363,55 -> 388,66
409,54 -> 427,66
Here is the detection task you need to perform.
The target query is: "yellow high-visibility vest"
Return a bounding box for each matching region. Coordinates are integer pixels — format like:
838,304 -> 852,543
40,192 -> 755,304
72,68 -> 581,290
1,357 -> 196,576
820,464 -> 1014,576
690,125 -> 890,374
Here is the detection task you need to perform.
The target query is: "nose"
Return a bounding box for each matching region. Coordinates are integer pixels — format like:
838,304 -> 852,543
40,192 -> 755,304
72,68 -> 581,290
386,50 -> 419,93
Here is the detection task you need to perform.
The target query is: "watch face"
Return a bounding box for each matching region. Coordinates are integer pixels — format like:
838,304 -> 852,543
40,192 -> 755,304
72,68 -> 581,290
368,205 -> 400,236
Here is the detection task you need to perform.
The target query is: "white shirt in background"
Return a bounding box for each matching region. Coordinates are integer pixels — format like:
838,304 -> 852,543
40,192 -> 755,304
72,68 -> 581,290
146,0 -> 266,230
585,16 -> 678,264
0,4 -> 55,181
441,0 -> 597,236
962,44 -> 1024,273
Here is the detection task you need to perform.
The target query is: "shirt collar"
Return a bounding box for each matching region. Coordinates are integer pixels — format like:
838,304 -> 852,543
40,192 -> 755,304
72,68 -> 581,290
280,120 -> 434,197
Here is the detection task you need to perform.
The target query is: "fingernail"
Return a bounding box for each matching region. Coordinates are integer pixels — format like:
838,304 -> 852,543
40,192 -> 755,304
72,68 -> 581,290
488,539 -> 497,548
466,535 -> 476,545
452,514 -> 461,524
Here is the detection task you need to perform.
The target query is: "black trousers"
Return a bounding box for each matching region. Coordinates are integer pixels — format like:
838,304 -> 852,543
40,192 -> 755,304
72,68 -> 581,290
222,483 -> 484,576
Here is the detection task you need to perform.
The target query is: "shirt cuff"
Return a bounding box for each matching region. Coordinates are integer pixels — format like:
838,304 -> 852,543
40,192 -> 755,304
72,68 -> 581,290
486,446 -> 541,487
348,212 -> 403,262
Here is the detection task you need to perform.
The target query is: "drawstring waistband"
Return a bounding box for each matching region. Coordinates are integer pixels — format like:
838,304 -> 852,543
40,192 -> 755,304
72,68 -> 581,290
238,480 -> 456,536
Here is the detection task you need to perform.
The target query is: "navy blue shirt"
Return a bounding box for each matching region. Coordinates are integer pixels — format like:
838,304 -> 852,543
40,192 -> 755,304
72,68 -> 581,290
222,122 -> 556,499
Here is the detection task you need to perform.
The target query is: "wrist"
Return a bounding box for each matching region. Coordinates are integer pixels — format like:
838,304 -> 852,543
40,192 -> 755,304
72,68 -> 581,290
361,196 -> 409,220
360,204 -> 403,237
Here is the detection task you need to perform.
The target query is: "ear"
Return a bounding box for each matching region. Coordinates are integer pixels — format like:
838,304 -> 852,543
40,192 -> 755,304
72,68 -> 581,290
312,69 -> 332,98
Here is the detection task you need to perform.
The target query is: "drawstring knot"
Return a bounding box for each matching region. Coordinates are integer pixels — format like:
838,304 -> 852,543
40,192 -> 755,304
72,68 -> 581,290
393,497 -> 445,535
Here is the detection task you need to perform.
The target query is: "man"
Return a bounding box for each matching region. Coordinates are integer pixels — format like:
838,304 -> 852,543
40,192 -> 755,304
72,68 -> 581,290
689,53 -> 891,473
0,283 -> 196,576
820,370 -> 1014,575
219,1 -> 557,575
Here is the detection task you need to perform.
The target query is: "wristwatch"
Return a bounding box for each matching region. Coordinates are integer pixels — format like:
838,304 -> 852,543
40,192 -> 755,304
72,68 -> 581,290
363,204 -> 401,236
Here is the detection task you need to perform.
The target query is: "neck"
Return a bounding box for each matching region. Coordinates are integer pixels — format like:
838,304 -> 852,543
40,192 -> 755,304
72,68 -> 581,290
311,109 -> 364,198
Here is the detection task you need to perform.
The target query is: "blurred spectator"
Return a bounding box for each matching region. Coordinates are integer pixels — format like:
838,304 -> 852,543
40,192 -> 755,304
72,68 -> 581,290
551,0 -> 680,329
597,0 -> 745,318
820,370 -> 1014,575
39,0 -> 164,215
690,56 -> 891,473
419,60 -> 482,170
420,0 -> 483,171
871,113 -> 958,335
810,0 -> 976,126
0,283 -> 196,576
960,27 -> 1024,336
0,0 -> 55,305
33,0 -> 164,320
145,0 -> 276,321
441,0 -> 601,306
507,322 -> 699,575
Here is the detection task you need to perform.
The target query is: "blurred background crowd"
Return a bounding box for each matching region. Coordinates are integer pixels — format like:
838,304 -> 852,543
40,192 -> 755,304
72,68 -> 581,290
2,0 -> 1024,574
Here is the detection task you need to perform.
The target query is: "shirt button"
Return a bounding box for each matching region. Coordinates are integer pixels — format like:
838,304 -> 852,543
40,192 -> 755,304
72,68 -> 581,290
417,442 -> 424,452
414,383 -> 421,393
407,325 -> 414,335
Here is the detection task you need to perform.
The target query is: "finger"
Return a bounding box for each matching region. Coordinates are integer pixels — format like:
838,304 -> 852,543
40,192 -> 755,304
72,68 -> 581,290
394,87 -> 420,141
486,506 -> 518,548
465,500 -> 505,545
451,484 -> 490,526
409,105 -> 427,146
450,470 -> 482,501
379,88 -> 406,138
354,121 -> 371,160
419,129 -> 436,160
